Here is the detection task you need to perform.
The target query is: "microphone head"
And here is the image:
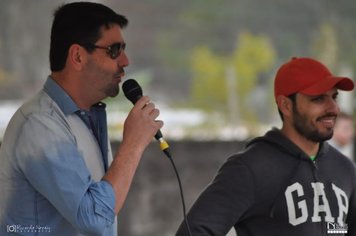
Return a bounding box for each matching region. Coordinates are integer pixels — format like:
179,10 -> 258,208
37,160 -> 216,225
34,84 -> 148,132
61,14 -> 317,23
122,79 -> 143,104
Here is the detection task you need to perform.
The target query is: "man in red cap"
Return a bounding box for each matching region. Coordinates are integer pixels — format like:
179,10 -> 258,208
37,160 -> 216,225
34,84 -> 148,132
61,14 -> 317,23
176,57 -> 356,236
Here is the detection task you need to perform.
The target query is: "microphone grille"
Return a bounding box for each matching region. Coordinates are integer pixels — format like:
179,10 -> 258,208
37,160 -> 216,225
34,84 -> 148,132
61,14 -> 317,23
122,79 -> 143,104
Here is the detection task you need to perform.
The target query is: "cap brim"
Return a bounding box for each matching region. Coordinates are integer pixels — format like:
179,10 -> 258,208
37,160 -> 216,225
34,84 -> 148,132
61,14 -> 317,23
300,76 -> 354,95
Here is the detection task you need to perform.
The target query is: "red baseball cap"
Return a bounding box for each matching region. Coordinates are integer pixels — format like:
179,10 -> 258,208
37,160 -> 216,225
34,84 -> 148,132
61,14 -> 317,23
274,57 -> 354,100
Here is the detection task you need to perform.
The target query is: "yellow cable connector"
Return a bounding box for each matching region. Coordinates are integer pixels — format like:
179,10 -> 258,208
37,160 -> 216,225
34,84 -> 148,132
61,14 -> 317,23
159,138 -> 170,151
158,138 -> 171,158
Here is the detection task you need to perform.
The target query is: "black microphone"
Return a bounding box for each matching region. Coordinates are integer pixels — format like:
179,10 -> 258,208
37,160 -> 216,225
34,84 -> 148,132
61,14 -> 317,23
122,78 -> 171,158
123,80 -> 192,235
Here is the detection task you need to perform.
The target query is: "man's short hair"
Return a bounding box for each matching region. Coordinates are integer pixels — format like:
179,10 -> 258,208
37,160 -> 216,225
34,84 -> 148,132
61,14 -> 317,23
50,2 -> 128,72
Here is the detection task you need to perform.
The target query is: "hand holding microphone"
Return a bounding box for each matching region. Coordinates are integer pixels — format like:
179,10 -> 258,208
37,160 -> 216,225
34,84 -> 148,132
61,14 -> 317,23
123,79 -> 191,235
122,79 -> 171,158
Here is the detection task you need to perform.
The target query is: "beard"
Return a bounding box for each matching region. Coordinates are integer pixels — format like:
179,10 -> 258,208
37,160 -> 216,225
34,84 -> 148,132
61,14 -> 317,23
292,106 -> 335,143
105,69 -> 125,97
105,83 -> 120,97
85,58 -> 122,98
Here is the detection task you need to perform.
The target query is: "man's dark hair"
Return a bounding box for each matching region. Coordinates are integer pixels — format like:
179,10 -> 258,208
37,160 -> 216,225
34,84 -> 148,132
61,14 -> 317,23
278,93 -> 296,121
50,2 -> 128,72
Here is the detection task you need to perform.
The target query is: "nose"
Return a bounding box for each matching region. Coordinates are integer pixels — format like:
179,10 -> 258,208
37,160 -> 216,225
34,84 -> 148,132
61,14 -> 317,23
327,97 -> 340,114
118,51 -> 129,68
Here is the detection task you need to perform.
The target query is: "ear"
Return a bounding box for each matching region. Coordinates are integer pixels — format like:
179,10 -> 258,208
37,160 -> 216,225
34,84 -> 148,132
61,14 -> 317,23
67,44 -> 86,70
276,95 -> 293,119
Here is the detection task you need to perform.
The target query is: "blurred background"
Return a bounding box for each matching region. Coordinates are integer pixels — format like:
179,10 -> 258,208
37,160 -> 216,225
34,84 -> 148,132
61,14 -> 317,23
1,0 -> 356,235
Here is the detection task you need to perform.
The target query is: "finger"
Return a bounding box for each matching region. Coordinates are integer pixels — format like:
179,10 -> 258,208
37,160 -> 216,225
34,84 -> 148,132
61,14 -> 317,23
142,102 -> 155,113
134,96 -> 150,109
155,120 -> 164,129
149,108 -> 160,119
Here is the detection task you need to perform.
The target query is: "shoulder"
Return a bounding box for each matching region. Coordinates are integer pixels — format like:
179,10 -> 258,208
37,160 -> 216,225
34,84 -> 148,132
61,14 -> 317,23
20,91 -> 71,131
320,143 -> 356,189
226,138 -> 289,167
3,91 -> 74,148
323,143 -> 355,171
21,91 -> 66,120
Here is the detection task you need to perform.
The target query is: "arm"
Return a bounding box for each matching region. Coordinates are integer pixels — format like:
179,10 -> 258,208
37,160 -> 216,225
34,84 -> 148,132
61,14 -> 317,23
176,156 -> 255,236
15,96 -> 161,235
346,165 -> 356,236
103,95 -> 163,214
15,112 -> 115,235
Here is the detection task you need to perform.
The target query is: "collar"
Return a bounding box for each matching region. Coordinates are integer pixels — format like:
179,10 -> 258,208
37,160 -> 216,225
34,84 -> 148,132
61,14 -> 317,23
43,76 -> 79,115
248,128 -> 329,161
43,76 -> 107,115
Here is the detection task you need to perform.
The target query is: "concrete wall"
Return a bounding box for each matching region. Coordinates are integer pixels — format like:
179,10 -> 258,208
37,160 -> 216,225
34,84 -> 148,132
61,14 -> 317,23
0,140 -> 245,235
113,140 -> 246,236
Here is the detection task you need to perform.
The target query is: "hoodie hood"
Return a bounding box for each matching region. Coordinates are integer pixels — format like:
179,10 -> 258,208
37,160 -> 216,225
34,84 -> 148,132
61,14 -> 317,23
245,127 -> 330,162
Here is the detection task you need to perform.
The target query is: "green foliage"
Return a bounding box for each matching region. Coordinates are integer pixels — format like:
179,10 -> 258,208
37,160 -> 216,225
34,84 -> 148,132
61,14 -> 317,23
190,46 -> 227,112
233,32 -> 275,93
232,32 -> 276,121
311,23 -> 338,70
190,32 -> 276,123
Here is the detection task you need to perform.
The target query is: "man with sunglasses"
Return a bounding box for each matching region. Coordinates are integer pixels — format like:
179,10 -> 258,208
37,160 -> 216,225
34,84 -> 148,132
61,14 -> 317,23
0,2 -> 162,236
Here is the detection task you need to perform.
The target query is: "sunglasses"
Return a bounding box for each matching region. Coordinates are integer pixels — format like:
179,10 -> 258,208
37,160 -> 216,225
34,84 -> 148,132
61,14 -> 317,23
83,42 -> 126,59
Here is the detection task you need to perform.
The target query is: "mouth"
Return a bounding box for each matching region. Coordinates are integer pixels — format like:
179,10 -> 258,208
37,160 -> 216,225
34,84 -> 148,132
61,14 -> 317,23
113,73 -> 125,83
114,68 -> 125,82
317,115 -> 337,128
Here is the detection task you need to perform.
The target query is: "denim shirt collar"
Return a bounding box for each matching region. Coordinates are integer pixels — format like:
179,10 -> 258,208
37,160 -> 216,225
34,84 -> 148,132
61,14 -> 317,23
43,76 -> 79,115
43,76 -> 107,114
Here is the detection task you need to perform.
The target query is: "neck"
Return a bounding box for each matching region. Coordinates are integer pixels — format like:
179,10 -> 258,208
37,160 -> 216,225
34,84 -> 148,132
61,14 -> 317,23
281,125 -> 320,157
51,72 -> 94,110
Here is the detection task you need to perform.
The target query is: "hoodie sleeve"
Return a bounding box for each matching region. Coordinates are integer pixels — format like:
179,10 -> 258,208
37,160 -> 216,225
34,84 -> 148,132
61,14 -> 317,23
176,155 -> 255,236
346,165 -> 356,236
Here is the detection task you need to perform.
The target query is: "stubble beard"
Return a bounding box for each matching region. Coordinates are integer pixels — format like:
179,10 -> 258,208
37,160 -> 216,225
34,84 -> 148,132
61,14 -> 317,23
105,84 -> 120,98
292,107 -> 334,143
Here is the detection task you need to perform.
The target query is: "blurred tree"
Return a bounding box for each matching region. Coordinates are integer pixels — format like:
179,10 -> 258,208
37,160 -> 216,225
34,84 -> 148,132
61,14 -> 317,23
190,32 -> 276,124
190,46 -> 227,112
232,32 -> 276,122
311,23 -> 338,70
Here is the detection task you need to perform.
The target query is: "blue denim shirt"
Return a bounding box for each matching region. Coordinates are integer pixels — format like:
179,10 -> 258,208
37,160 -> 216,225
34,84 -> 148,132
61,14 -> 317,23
0,77 -> 116,236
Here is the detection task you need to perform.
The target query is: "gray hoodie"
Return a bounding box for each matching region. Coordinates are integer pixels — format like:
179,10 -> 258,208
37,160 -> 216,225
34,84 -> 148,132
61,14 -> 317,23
176,128 -> 356,236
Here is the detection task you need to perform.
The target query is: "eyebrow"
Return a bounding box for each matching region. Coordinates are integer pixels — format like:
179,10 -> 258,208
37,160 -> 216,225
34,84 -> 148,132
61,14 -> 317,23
308,91 -> 339,99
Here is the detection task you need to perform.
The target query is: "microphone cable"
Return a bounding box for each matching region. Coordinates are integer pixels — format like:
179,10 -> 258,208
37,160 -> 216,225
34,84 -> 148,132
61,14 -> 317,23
122,79 -> 192,235
163,150 -> 193,236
